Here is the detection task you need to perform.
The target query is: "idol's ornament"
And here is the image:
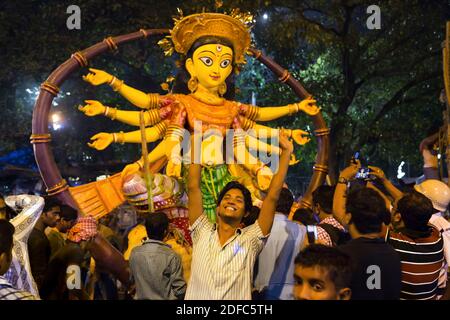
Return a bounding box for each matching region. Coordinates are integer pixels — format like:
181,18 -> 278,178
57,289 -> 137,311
31,9 -> 329,271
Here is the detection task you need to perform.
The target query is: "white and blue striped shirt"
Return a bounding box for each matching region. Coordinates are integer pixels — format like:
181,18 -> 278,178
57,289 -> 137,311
186,215 -> 267,300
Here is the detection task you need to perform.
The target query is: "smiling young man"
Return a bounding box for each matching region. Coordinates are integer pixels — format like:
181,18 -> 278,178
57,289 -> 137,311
185,132 -> 293,300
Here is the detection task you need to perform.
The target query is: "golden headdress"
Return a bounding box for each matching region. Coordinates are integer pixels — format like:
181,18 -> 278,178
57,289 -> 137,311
158,9 -> 253,64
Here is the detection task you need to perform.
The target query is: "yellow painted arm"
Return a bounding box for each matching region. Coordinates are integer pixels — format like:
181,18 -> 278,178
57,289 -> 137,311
246,135 -> 280,154
115,83 -> 152,109
79,100 -> 172,127
240,97 -> 320,121
246,134 -> 300,166
106,108 -> 162,127
86,123 -> 167,151
82,68 -> 158,109
121,122 -> 167,143
241,117 -> 311,146
121,140 -> 169,180
233,129 -> 273,191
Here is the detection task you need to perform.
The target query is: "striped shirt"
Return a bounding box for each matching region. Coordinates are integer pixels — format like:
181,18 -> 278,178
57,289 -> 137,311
387,226 -> 445,300
0,276 -> 36,300
186,215 -> 267,300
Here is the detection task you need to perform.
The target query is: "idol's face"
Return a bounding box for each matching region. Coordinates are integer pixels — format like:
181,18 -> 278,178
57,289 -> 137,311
186,43 -> 233,90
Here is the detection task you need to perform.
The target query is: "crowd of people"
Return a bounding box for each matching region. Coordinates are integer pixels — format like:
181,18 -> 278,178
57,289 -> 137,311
1,134 -> 450,301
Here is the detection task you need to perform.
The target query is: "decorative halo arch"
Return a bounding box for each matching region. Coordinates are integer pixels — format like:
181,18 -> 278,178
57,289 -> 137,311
31,28 -> 329,213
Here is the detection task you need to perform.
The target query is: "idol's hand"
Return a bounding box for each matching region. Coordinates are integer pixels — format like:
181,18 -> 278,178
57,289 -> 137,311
78,100 -> 106,117
166,160 -> 182,178
291,129 -> 311,145
121,163 -> 141,181
298,97 -> 320,116
82,68 -> 113,86
256,166 -> 273,191
87,133 -> 113,150
289,154 -> 300,166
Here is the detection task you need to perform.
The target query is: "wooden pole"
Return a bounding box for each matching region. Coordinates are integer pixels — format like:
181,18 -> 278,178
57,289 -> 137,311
139,111 -> 154,213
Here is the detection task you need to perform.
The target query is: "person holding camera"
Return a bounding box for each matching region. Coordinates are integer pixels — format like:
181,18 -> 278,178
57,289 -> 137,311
333,162 -> 402,300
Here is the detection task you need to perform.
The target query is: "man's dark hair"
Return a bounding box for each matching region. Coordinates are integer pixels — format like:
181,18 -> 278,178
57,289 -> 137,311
242,206 -> 260,227
295,244 -> 352,290
217,181 -> 252,214
312,185 -> 335,214
275,188 -> 294,215
346,187 -> 385,234
145,212 -> 169,241
292,207 -> 318,225
43,197 -> 63,213
59,205 -> 78,222
0,219 -> 15,256
397,191 -> 434,231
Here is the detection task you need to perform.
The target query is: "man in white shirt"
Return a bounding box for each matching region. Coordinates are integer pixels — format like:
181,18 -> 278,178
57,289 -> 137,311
186,132 -> 293,300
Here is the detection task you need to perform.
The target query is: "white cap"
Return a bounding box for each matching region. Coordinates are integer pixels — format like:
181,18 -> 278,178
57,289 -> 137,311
414,179 -> 450,212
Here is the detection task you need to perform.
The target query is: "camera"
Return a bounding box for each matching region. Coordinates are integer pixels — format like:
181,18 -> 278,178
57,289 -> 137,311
355,167 -> 371,179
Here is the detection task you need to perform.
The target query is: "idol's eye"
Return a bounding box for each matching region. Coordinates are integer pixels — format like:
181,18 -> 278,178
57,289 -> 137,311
220,59 -> 231,68
199,57 -> 213,66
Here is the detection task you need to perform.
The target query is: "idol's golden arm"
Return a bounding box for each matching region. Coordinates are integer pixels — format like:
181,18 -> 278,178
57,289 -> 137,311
82,68 -> 153,109
240,97 -> 320,121
136,140 -> 171,168
120,140 -> 168,180
246,122 -> 282,138
117,83 -> 152,109
109,109 -> 160,127
120,124 -> 166,144
115,110 -> 150,126
246,135 -> 280,154
241,118 -> 310,146
255,105 -> 291,121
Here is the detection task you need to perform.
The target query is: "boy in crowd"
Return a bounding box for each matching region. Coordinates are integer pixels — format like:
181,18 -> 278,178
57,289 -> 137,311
293,244 -> 352,300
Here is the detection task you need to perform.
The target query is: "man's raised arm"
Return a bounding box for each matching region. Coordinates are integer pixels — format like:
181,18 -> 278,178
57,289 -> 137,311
188,163 -> 203,226
257,132 -> 293,236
